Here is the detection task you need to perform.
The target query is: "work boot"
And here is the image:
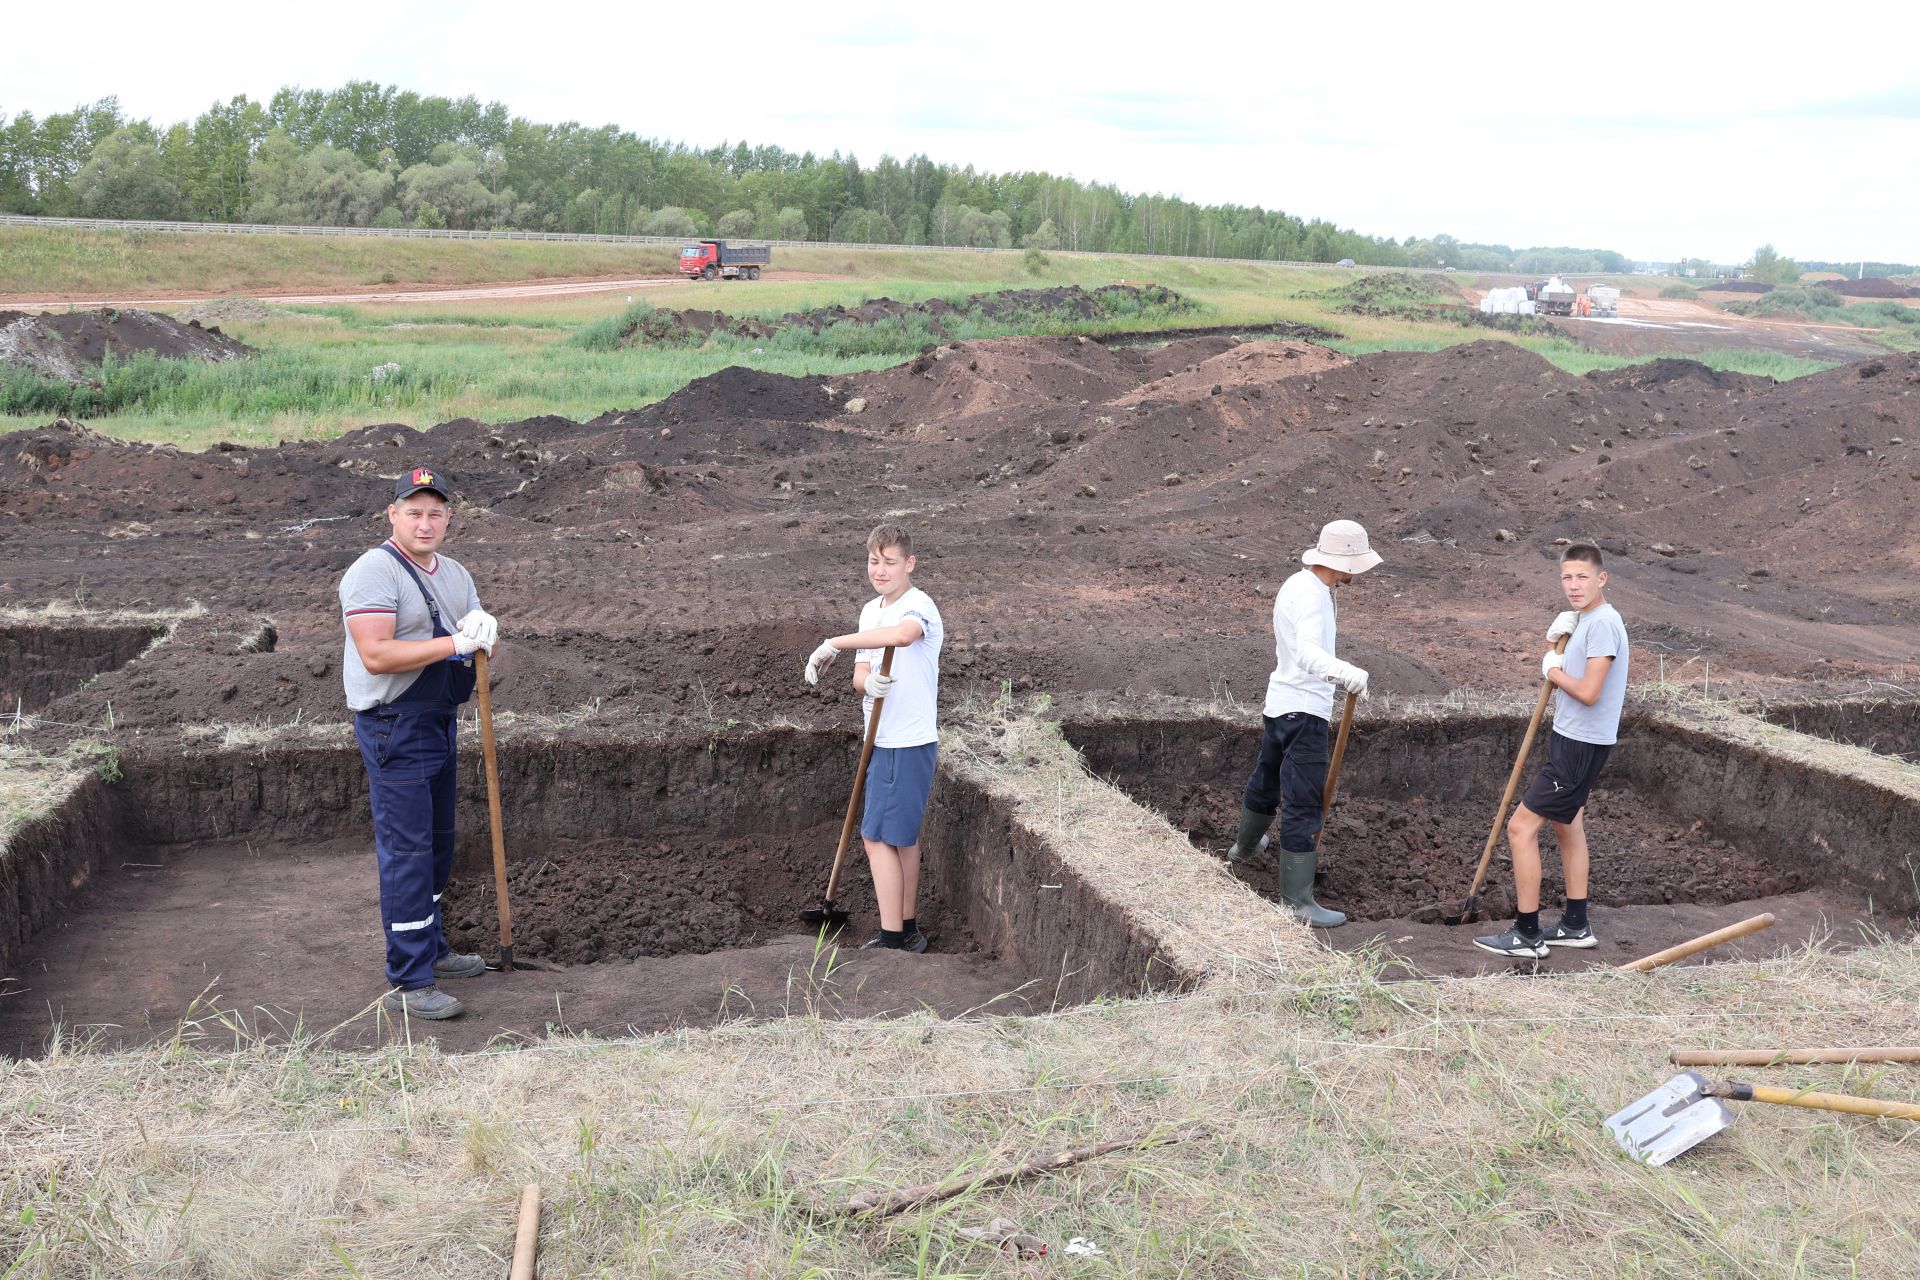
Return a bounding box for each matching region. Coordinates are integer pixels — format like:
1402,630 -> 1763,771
433,951 -> 487,979
1278,848 -> 1347,928
1226,807 -> 1275,865
382,986 -> 465,1020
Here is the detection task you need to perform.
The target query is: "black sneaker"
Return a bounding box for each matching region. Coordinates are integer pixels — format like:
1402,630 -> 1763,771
903,929 -> 930,954
859,933 -> 904,950
1473,927 -> 1548,959
1540,920 -> 1597,949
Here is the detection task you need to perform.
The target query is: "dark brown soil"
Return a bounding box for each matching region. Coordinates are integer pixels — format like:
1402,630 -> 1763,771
442,820 -> 898,966
1762,698 -> 1920,762
3,333 -> 1918,1042
606,284 -> 1192,345
1825,278 -> 1918,299
1148,785 -> 1802,923
0,307 -> 253,382
0,622 -> 163,714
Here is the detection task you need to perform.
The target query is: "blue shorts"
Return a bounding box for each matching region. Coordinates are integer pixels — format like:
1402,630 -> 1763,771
861,742 -> 939,847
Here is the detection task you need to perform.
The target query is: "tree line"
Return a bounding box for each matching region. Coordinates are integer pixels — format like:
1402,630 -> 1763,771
2,82 -> 1628,271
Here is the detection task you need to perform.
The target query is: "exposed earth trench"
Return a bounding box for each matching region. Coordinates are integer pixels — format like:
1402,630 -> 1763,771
1,334 -> 1917,1052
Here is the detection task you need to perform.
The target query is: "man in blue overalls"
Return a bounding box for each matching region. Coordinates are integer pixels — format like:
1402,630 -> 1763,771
339,466 -> 499,1020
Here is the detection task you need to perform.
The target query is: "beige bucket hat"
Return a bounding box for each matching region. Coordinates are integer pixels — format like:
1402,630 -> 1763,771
1301,519 -> 1382,574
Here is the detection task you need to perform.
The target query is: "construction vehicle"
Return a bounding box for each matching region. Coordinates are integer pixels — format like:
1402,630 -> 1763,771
1529,276 -> 1577,317
1584,285 -> 1621,318
679,240 -> 770,281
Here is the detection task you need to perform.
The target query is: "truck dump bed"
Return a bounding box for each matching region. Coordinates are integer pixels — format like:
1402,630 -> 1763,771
714,241 -> 772,266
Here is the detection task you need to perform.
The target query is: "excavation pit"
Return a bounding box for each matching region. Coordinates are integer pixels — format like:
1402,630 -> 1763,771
1763,699 -> 1920,764
0,621 -> 164,716
1067,711 -> 1916,978
0,729 -> 1157,1056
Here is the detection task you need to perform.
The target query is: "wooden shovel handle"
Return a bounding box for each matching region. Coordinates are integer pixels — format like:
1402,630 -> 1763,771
1458,633 -> 1569,905
1673,1047 -> 1920,1066
1322,689 -> 1358,818
1619,913 -> 1775,972
822,647 -> 895,905
474,649 -> 513,964
1708,1081 -> 1920,1122
510,1183 -> 541,1279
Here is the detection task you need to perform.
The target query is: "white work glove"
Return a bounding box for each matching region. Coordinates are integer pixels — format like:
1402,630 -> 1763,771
456,608 -> 498,652
1327,660 -> 1370,699
865,670 -> 896,699
803,640 -> 840,686
452,630 -> 487,657
1542,651 -> 1566,679
1546,610 -> 1579,642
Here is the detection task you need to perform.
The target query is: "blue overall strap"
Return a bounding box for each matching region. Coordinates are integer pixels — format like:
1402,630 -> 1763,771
379,542 -> 449,636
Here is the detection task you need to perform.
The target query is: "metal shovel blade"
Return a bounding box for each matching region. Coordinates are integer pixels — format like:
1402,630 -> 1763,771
1604,1070 -> 1738,1166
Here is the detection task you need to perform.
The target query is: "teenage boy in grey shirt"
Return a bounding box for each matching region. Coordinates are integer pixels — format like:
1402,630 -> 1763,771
1475,542 -> 1630,959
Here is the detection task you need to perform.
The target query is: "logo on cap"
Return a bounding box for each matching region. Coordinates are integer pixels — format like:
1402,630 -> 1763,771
412,467 -> 435,487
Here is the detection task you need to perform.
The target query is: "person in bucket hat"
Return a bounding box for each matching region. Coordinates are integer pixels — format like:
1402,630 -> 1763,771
1224,519 -> 1378,927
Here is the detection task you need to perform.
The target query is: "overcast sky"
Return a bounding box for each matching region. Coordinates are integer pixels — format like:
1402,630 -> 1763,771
6,1 -> 1917,264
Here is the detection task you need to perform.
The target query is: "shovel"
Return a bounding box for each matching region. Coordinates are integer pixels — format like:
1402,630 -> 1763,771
1443,632 -> 1570,926
801,646 -> 895,929
1605,1070 -> 1920,1165
472,650 -> 562,974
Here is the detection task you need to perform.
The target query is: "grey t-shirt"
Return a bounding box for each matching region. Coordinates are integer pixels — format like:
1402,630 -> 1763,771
339,541 -> 482,711
1551,602 -> 1629,746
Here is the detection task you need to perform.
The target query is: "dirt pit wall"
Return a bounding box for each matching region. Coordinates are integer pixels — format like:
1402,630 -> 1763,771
0,622 -> 164,714
1064,709 -> 1917,923
1762,700 -> 1920,764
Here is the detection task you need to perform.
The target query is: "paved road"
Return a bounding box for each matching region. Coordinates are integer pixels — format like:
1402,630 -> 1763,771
1,275 -> 685,310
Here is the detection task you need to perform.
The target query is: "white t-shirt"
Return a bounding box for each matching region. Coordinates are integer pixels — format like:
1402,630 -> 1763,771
856,586 -> 943,748
1262,568 -> 1343,720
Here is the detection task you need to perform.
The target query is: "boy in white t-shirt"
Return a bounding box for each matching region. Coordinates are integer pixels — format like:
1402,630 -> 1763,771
801,523 -> 945,952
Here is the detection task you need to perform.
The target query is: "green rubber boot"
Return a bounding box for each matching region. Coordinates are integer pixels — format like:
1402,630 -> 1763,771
1280,847 -> 1347,928
1227,807 -> 1275,865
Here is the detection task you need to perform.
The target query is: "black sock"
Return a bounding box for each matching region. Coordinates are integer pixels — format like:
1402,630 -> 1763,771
880,928 -> 906,949
903,918 -> 918,937
1516,910 -> 1540,936
1562,898 -> 1588,930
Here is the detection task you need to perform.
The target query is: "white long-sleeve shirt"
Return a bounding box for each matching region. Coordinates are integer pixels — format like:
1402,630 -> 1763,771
1262,569 -> 1341,720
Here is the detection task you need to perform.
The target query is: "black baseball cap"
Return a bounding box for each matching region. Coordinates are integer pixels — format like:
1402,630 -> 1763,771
393,465 -> 451,501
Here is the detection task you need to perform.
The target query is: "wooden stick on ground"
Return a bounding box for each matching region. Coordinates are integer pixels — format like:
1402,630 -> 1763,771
844,1124 -> 1211,1218
510,1183 -> 541,1280
1673,1047 -> 1920,1066
1618,913 -> 1775,972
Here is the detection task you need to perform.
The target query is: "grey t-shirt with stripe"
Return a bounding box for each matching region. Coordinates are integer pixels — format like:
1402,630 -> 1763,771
338,542 -> 482,711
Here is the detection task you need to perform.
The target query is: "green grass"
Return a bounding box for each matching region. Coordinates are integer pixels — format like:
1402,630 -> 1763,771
0,226 -> 678,295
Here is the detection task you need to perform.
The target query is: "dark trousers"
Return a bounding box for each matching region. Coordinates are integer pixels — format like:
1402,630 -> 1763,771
1242,711 -> 1330,853
355,706 -> 457,989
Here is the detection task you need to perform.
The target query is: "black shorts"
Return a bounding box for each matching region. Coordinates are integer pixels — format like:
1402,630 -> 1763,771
1519,731 -> 1612,824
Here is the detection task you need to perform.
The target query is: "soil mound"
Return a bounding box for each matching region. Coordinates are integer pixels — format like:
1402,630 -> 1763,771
1824,277 -> 1919,299
1700,281 -> 1773,294
620,367 -> 838,425
610,284 -> 1191,347
0,308 -> 253,382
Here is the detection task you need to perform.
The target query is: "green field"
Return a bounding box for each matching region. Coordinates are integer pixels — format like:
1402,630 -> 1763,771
0,229 -> 1852,449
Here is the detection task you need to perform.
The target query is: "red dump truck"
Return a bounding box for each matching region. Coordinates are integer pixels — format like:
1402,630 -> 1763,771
678,240 -> 770,281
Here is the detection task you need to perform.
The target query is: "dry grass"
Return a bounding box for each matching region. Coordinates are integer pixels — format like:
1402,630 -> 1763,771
3,701 -> 1918,1276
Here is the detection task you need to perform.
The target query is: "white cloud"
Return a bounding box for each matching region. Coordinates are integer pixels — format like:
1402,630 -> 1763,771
4,0 -> 1917,261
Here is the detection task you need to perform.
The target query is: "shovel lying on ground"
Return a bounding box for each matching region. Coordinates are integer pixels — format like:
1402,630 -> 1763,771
1605,1069 -> 1920,1165
472,651 -> 562,973
1444,633 -> 1569,926
801,647 -> 894,929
